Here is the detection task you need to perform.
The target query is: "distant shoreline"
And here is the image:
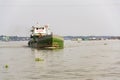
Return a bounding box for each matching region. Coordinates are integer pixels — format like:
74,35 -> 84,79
0,35 -> 120,41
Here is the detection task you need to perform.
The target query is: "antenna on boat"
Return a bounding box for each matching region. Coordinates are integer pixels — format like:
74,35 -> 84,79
35,22 -> 40,27
36,22 -> 39,25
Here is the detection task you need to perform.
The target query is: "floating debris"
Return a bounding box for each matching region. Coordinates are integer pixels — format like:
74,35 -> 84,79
4,64 -> 9,68
35,58 -> 44,62
104,43 -> 107,45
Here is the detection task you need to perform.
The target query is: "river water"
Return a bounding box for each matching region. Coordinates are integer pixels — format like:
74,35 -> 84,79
0,40 -> 120,80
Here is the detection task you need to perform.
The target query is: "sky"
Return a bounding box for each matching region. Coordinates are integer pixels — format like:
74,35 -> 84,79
0,0 -> 120,36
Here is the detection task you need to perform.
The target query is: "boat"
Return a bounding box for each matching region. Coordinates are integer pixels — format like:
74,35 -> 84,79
28,23 -> 64,49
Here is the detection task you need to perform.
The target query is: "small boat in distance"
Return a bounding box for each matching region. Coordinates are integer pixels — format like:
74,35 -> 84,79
28,23 -> 64,49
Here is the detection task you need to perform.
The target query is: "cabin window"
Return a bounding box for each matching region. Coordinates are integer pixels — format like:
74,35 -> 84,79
36,28 -> 38,30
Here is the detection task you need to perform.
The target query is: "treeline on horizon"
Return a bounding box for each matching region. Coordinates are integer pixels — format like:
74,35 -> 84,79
0,35 -> 120,41
0,35 -> 29,41
63,36 -> 120,40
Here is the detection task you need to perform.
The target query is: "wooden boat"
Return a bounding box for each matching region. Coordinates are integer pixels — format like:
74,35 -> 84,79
28,24 -> 64,49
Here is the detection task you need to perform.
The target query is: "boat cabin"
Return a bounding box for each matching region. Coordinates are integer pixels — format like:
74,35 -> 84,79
31,24 -> 51,36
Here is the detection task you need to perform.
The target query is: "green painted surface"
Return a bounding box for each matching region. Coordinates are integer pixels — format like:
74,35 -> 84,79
52,38 -> 64,49
28,35 -> 64,49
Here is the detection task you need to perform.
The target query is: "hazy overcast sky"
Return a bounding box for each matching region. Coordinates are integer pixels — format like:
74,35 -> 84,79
0,0 -> 120,36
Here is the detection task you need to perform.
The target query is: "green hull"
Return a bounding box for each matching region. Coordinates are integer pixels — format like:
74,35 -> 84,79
28,35 -> 64,49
